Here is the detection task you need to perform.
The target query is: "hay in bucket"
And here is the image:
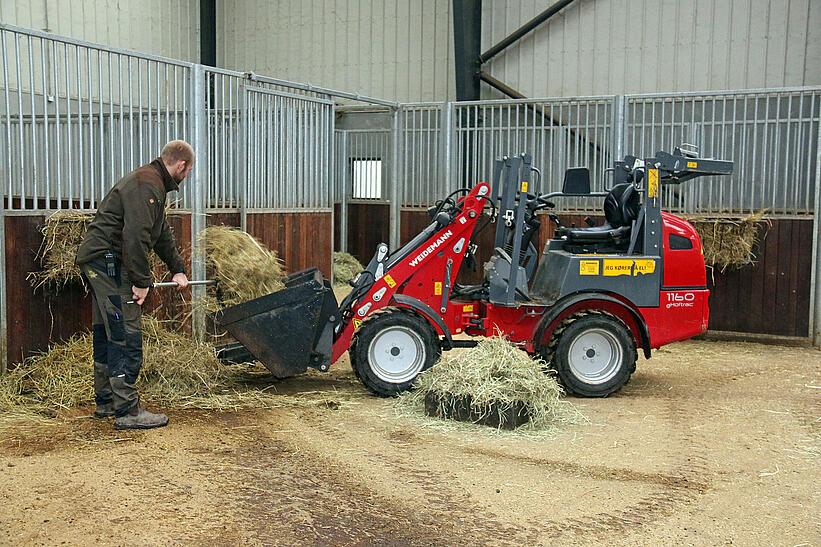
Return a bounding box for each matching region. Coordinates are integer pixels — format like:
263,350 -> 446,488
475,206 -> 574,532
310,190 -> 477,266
333,252 -> 364,286
688,211 -> 769,273
399,337 -> 580,430
199,226 -> 286,310
27,210 -> 94,291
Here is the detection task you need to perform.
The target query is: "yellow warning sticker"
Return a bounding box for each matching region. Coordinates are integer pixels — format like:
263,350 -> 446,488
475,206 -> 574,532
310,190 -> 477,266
384,274 -> 396,288
353,318 -> 362,330
603,259 -> 635,277
462,304 -> 474,313
602,258 -> 657,276
647,168 -> 659,198
434,281 -> 443,296
687,161 -> 698,169
632,259 -> 656,276
521,181 -> 529,193
579,260 -> 600,276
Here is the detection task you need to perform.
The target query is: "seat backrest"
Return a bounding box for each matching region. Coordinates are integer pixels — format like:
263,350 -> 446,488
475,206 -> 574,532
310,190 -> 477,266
603,183 -> 641,227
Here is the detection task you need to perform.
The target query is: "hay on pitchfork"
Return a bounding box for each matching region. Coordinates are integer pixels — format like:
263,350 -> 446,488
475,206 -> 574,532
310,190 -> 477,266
333,252 -> 364,286
688,211 -> 769,273
198,226 -> 286,310
398,337 -> 580,430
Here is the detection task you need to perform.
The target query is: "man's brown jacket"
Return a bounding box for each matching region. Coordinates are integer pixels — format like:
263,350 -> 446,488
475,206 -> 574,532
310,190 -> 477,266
76,158 -> 186,288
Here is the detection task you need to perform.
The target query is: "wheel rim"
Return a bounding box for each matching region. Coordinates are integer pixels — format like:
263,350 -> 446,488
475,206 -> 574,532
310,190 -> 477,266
367,325 -> 427,384
567,328 -> 623,385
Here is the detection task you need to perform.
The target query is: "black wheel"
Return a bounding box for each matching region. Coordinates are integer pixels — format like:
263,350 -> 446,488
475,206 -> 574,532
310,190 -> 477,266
350,308 -> 441,397
543,312 -> 637,397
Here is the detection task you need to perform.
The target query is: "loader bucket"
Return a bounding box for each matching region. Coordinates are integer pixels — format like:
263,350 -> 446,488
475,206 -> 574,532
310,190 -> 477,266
216,268 -> 338,378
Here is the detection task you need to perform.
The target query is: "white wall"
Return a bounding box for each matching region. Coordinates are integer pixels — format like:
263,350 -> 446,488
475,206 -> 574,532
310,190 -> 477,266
217,0 -> 455,102
0,0 -> 200,62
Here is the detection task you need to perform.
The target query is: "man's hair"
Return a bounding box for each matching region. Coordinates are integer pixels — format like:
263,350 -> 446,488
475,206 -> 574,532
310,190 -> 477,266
161,140 -> 194,164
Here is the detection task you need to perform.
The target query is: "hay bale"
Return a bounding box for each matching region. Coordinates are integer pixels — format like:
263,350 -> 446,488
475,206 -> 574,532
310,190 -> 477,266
333,252 -> 364,286
402,337 -> 580,430
27,210 -> 94,291
688,211 -> 769,273
199,226 -> 286,309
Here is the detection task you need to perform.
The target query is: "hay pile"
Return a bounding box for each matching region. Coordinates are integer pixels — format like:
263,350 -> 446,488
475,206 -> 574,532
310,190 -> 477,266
333,252 -> 364,286
0,315 -> 277,422
27,211 -> 94,291
689,211 -> 769,273
400,337 -> 580,430
200,226 -> 286,309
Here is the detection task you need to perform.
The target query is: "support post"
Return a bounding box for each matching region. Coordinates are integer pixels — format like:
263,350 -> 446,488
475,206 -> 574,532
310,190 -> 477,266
339,132 -> 349,253
0,201 -> 6,373
452,0 -> 482,101
613,95 -> 627,161
190,64 -> 207,341
441,101 -> 454,191
811,115 -> 821,346
390,108 -> 402,251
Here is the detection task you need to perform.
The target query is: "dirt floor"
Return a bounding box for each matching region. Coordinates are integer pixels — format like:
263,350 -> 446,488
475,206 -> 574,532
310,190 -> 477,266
0,339 -> 819,546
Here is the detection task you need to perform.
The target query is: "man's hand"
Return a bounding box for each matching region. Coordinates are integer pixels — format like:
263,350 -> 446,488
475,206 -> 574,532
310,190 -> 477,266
132,286 -> 150,306
172,272 -> 189,290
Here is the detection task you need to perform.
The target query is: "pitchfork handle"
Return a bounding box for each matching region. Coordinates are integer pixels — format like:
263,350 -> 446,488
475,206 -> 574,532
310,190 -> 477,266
151,280 -> 217,288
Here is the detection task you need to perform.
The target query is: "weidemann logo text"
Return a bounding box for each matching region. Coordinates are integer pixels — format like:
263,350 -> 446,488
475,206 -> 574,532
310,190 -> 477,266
409,230 -> 453,267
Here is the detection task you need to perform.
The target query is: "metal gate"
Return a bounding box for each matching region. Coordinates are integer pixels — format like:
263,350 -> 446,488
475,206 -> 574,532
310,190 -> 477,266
241,86 -> 334,227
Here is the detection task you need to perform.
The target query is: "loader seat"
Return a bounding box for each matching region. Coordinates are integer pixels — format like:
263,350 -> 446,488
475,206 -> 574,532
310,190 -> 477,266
557,183 -> 640,246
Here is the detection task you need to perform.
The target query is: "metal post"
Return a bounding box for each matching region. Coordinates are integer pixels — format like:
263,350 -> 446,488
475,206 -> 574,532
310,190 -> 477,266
0,197 -> 6,373
390,107 -> 402,250
190,64 -> 207,341
613,95 -> 626,160
441,101 -> 454,192
811,115 -> 821,346
339,132 -> 349,253
239,85 -> 248,231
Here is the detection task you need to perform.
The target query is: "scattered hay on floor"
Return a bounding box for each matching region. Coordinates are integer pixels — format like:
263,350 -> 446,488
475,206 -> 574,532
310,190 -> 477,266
688,211 -> 769,273
0,314 -> 293,431
396,337 -> 581,432
27,210 -> 94,291
199,226 -> 286,310
333,252 -> 364,286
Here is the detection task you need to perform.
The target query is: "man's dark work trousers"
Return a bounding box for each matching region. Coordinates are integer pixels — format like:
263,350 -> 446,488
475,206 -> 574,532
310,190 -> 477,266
81,257 -> 143,417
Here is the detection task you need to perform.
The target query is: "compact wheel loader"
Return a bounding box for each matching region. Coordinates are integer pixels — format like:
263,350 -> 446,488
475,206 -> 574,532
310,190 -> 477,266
217,147 -> 733,397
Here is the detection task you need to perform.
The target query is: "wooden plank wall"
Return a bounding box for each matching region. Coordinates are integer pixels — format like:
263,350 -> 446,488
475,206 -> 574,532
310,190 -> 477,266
333,202 -> 389,266
5,210 -> 333,366
394,211 -> 814,338
707,218 -> 812,337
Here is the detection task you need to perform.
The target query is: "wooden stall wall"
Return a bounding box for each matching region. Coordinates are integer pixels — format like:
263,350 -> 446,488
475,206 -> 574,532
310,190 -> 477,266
5,212 -> 193,367
246,211 -> 333,279
334,202 -> 389,267
395,210 -> 814,338
707,218 -> 812,338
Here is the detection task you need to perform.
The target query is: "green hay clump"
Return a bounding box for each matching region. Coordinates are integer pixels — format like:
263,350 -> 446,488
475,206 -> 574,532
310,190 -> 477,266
199,226 -> 286,310
333,252 -> 364,286
400,337 -> 581,430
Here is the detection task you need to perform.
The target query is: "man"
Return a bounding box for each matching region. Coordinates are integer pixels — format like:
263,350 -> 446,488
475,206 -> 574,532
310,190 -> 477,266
76,140 -> 193,430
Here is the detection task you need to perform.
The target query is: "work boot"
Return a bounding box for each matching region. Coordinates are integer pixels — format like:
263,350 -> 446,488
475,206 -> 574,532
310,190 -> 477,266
93,361 -> 115,418
114,405 -> 169,430
93,402 -> 115,419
